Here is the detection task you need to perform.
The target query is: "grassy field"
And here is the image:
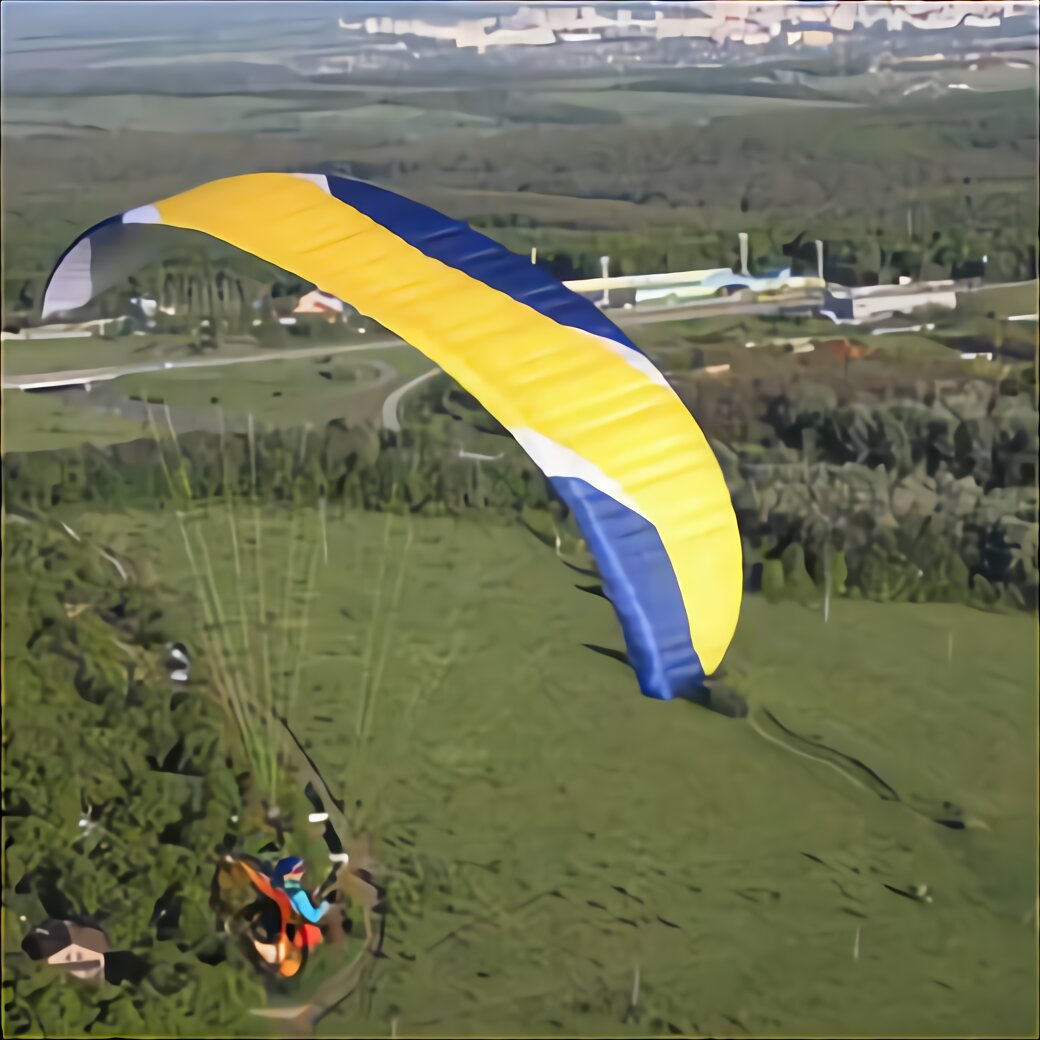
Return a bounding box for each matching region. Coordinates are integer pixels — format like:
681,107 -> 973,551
955,282 -> 1040,319
1,333 -> 197,377
1,339 -> 439,451
54,501 -> 1037,1038
4,93 -> 312,135
532,88 -> 858,123
1,392 -> 153,452
107,347 -> 420,429
0,328 -> 393,380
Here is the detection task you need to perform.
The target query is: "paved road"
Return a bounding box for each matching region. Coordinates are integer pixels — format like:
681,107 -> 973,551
1,337 -> 405,391
381,368 -> 439,432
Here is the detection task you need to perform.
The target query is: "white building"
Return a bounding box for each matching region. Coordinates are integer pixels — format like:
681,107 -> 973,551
822,282 -> 958,322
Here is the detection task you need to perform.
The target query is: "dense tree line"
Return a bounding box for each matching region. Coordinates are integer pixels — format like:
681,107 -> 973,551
4,374 -> 1036,610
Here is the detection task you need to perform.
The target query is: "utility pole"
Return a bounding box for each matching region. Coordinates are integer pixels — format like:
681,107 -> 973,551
815,239 -> 825,280
600,255 -> 611,307
531,246 -> 537,265
738,232 -> 749,276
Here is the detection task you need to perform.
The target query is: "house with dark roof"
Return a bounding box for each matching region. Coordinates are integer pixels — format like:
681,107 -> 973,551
22,920 -> 110,981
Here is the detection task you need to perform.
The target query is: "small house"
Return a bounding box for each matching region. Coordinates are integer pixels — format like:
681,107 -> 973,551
293,290 -> 346,322
22,920 -> 110,981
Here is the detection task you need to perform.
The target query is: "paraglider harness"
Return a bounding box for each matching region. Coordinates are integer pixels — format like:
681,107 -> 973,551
212,854 -> 333,979
209,751 -> 386,983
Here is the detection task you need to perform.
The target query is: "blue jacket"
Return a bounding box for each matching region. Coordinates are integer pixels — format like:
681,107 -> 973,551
283,882 -> 330,923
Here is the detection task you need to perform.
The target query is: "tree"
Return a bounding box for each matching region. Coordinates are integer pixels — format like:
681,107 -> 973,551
3,525 -> 266,1037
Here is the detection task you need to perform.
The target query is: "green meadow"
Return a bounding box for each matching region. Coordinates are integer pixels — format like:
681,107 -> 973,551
40,501 -> 1036,1038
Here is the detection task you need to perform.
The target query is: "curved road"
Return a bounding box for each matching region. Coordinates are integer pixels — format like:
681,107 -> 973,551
381,368 -> 439,432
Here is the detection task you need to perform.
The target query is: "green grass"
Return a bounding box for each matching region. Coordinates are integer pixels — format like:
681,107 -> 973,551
112,352 -> 396,428
857,331 -> 967,362
58,503 -> 1037,1038
4,93 -> 311,135
955,281 -> 1039,320
3,92 -> 506,149
534,88 -> 856,123
1,333 -> 194,377
111,341 -> 430,420
1,390 -> 152,452
1,340 -> 439,450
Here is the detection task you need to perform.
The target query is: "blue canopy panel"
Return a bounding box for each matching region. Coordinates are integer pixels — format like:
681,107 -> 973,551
324,175 -> 644,356
550,475 -> 706,702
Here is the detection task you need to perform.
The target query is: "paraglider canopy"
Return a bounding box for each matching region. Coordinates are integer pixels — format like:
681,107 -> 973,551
42,172 -> 743,702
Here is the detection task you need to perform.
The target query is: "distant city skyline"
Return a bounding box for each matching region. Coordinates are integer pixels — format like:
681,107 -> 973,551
334,2 -> 1035,54
3,1 -> 1036,90
6,2 -> 1037,46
